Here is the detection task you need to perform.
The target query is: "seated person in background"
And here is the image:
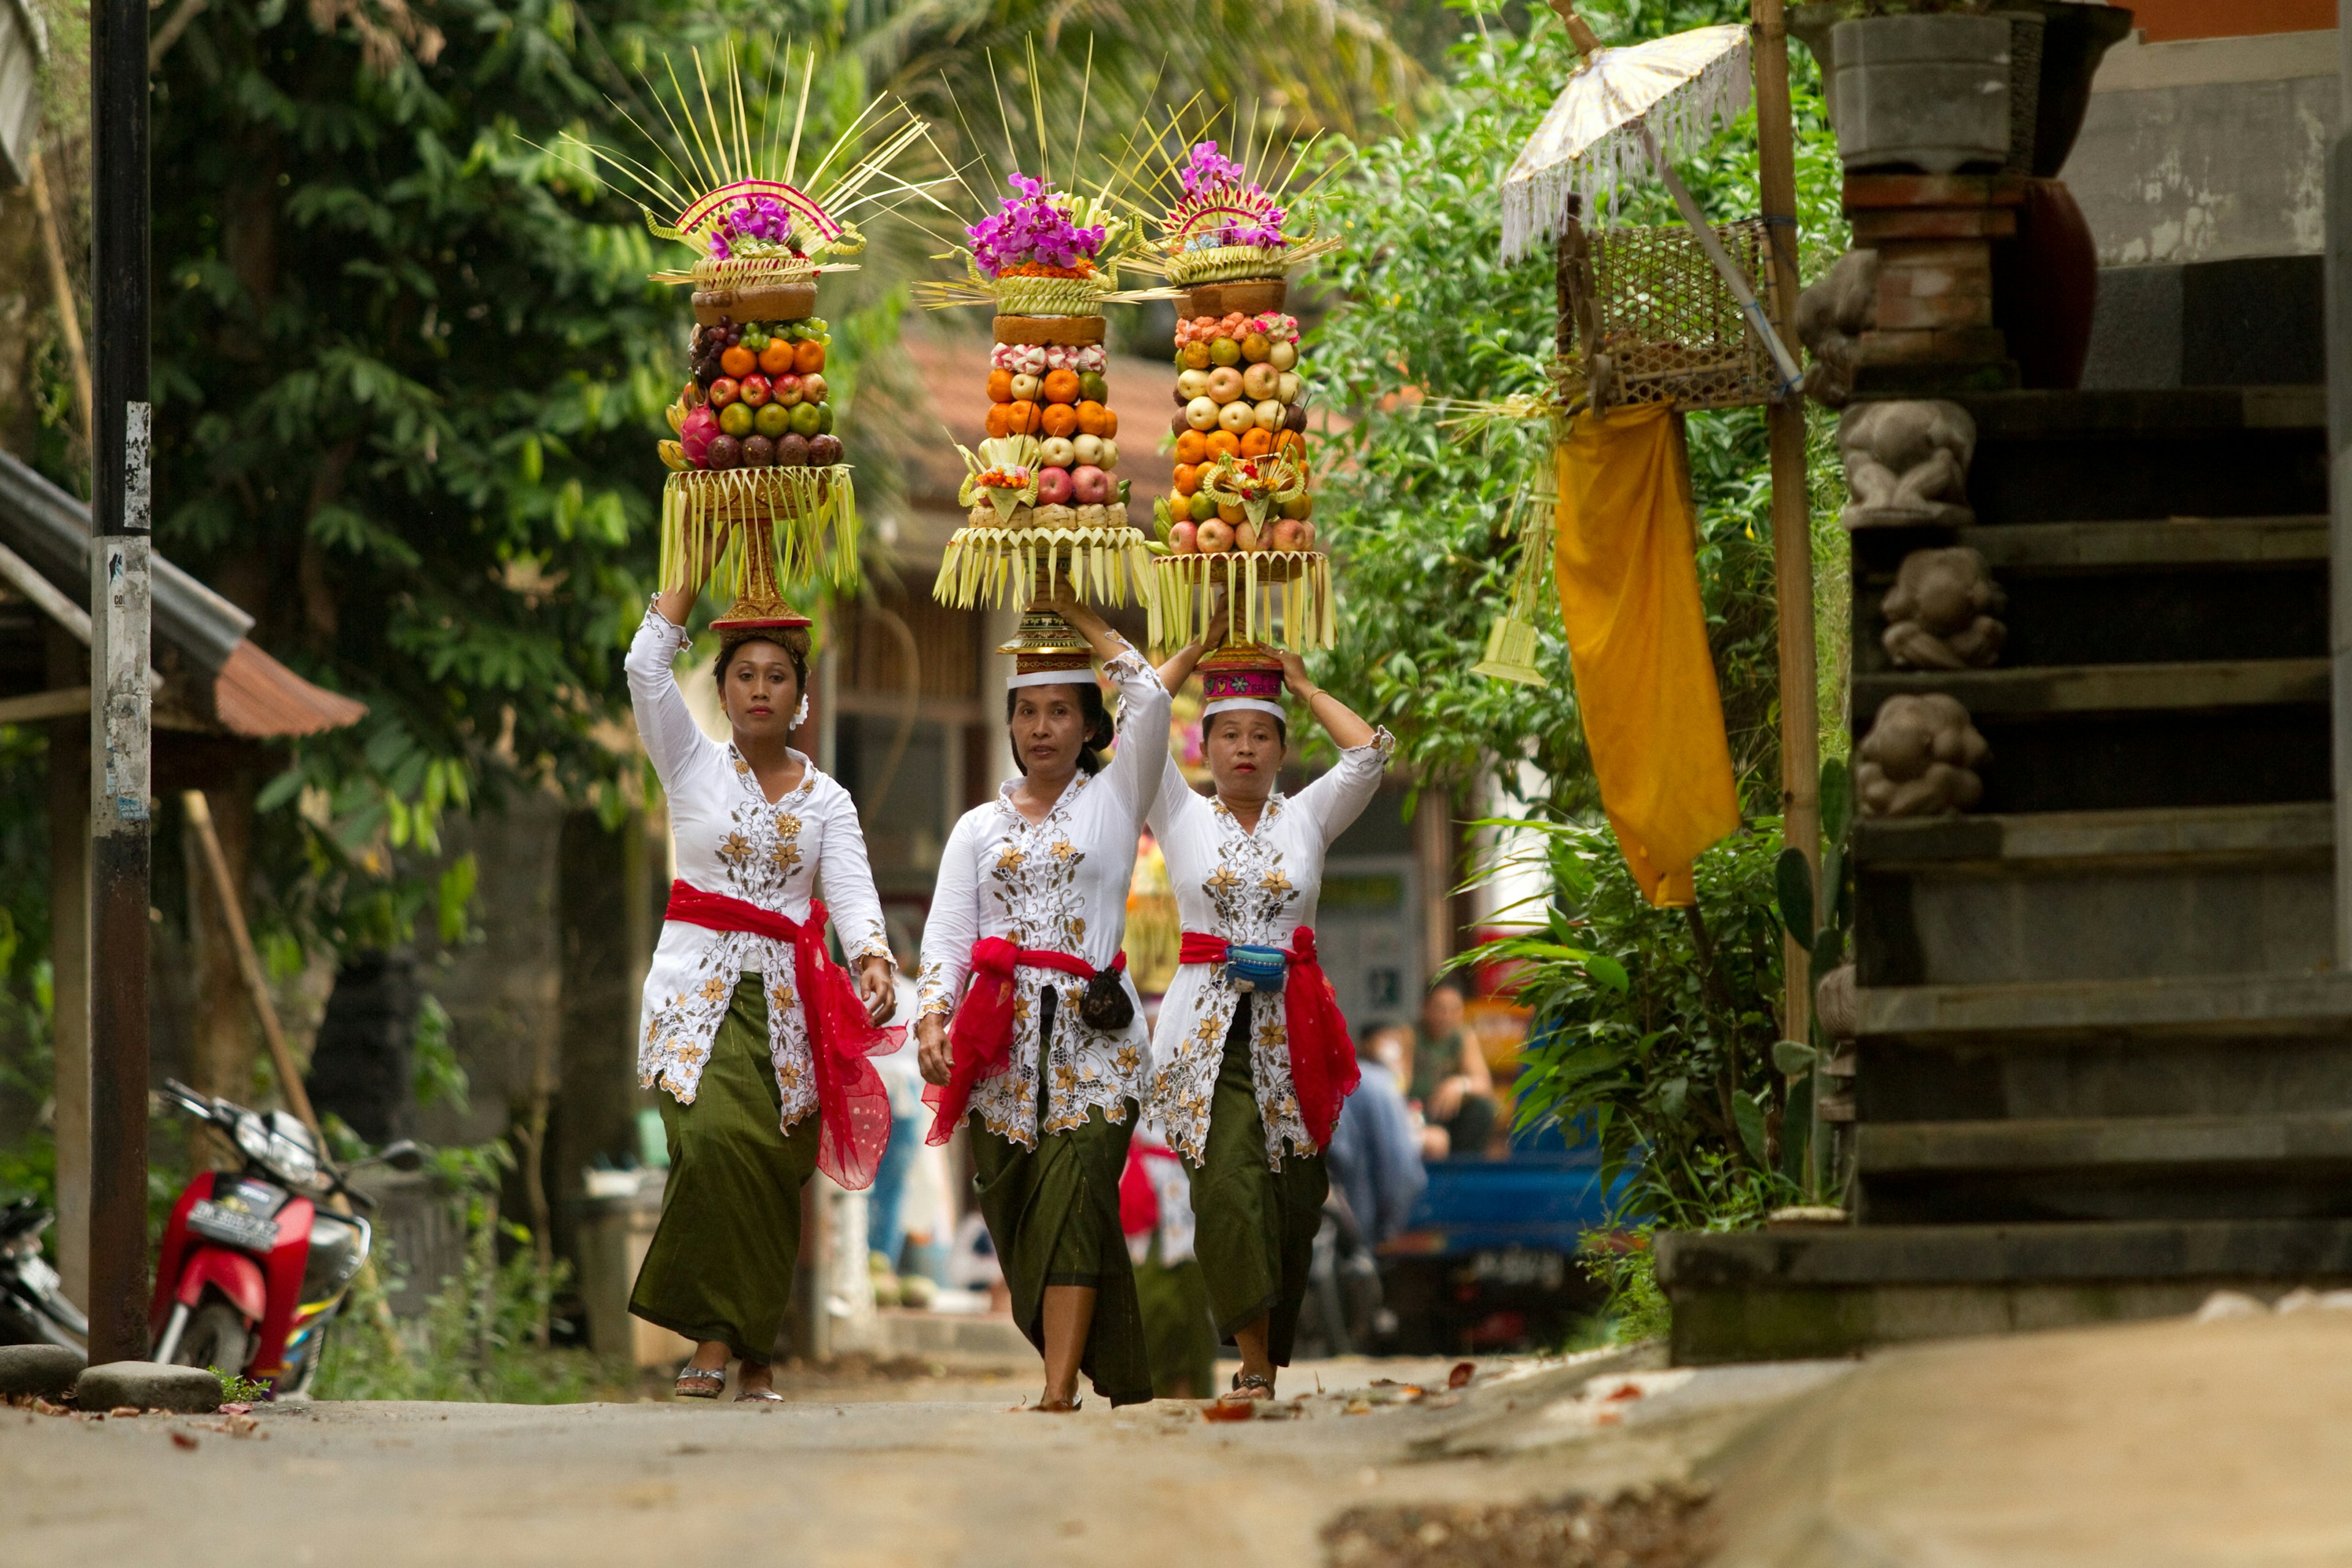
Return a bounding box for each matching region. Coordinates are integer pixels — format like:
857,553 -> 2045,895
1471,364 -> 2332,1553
1411,979 -> 1498,1159
1327,1020 -> 1430,1248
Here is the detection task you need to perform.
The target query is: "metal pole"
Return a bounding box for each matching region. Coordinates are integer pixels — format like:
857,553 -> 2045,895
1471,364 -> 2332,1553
1750,0 -> 1823,1177
87,0 -> 153,1364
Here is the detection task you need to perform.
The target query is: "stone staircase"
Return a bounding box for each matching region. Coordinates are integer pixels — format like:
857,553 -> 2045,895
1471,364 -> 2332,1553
1657,386 -> 2352,1362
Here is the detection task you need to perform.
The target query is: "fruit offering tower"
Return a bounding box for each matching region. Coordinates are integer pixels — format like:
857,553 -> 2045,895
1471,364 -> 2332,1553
585,45 -> 929,627
922,172 -> 1162,641
1142,136 -> 1344,653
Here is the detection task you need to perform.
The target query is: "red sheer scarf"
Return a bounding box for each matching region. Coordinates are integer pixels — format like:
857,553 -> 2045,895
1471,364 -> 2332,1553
922,938 -> 1125,1145
1177,926 -> 1359,1149
663,880 -> 903,1190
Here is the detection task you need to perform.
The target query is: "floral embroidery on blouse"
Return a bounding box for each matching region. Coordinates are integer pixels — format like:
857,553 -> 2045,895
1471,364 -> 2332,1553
1147,727 -> 1398,1169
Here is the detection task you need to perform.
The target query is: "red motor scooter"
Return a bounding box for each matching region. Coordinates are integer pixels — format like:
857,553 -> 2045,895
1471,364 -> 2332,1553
150,1079 -> 422,1395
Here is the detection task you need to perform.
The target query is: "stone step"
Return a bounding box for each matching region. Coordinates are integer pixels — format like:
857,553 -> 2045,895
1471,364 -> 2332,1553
1851,519 -> 2328,674
1853,804 -> 2332,989
1852,660 -> 2330,815
1856,1031 -> 2352,1128
1953,388 -> 2327,526
1856,1114 -> 2352,1225
1654,1217 -> 2352,1363
1854,970 -> 2352,1042
1855,657 -> 2329,722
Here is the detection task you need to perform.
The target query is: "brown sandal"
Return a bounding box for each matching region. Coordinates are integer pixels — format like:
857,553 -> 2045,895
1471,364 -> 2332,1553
1221,1372 -> 1275,1403
674,1367 -> 727,1400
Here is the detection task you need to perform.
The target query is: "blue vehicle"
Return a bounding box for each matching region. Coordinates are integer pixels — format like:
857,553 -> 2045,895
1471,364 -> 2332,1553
1379,1118 -> 1637,1353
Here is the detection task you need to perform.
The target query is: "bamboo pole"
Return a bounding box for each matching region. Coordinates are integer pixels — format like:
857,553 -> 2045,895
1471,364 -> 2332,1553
184,790 -> 409,1368
1749,0 -> 1823,1187
26,150 -> 94,451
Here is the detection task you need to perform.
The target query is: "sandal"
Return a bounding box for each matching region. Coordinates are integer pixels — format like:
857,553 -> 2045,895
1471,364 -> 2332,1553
734,1389 -> 786,1403
674,1367 -> 727,1400
1221,1372 -> 1275,1403
1030,1395 -> 1083,1414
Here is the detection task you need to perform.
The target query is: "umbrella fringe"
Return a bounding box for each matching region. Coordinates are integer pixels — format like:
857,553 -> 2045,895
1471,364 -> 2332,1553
1501,28 -> 1753,263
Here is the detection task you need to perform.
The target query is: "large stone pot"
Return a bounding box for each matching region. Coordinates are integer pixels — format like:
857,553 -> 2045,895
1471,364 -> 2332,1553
1793,5 -> 2132,176
1827,14 -> 2013,175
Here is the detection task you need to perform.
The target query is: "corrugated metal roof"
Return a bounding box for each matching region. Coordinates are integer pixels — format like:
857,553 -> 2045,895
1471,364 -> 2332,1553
0,449 -> 364,737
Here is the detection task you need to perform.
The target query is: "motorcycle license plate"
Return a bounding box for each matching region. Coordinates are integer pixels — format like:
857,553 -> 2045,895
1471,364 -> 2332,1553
188,1199 -> 280,1253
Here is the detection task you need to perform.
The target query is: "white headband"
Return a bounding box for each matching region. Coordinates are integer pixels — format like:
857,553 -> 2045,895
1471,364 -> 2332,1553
1202,697 -> 1286,723
1007,669 -> 1096,690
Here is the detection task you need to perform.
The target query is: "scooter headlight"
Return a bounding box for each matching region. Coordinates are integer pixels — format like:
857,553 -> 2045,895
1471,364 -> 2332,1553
266,1131 -> 318,1186
234,1114 -> 272,1164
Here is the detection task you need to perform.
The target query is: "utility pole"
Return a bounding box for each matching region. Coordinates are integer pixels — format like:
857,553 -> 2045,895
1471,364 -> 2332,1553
86,0 -> 154,1363
1749,0 -> 1823,1175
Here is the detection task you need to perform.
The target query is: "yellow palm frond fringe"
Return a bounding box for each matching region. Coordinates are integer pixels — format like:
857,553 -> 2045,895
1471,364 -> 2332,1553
933,526 -> 1163,645
1153,551 -> 1334,655
659,466 -> 862,598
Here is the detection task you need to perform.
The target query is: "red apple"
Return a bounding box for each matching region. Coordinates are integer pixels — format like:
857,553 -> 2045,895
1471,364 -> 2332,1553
1196,519 -> 1234,553
707,377 -> 741,409
801,372 -> 828,405
737,374 -> 772,408
1037,466 -> 1076,505
773,373 -> 804,408
1271,518 -> 1309,551
1169,521 -> 1199,553
1070,465 -> 1112,505
1234,521 -> 1261,552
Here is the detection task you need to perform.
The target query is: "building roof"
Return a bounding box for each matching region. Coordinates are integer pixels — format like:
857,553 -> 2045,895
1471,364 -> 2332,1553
0,450 -> 366,738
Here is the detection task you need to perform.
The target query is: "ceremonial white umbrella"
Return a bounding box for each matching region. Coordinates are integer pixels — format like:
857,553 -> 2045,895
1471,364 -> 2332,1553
1501,3 -> 1802,394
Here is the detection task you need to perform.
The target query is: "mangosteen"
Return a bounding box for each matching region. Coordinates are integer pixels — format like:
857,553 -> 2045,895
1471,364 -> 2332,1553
1283,402 -> 1308,432
742,434 -> 776,468
706,434 -> 743,470
1169,412 -> 1190,437
775,432 -> 810,467
808,433 -> 843,467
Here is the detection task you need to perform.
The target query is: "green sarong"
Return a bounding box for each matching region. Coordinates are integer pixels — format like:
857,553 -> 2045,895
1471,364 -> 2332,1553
968,990 -> 1152,1406
1188,997 -> 1329,1366
630,976 -> 818,1362
1135,1237 -> 1217,1398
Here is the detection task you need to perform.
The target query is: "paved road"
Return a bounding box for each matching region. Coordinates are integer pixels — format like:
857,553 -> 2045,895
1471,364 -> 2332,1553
2,1354 -> 1716,1568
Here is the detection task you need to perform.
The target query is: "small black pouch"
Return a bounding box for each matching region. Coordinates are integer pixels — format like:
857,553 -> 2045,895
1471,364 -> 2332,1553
1078,966 -> 1135,1032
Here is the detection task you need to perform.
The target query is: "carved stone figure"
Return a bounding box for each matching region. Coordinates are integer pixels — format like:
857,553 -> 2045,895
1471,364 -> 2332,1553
1796,247 -> 1878,407
1855,693 -> 1990,818
1815,962 -> 1859,1042
1839,400 -> 1976,530
1882,547 -> 2007,670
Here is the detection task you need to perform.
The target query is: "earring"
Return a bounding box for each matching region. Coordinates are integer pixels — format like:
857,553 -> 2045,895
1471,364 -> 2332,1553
792,693 -> 810,730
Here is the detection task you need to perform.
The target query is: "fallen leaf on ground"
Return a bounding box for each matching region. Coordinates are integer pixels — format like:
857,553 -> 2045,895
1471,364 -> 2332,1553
1447,1361 -> 1476,1390
1199,1400 -> 1255,1423
171,1432 -> 198,1451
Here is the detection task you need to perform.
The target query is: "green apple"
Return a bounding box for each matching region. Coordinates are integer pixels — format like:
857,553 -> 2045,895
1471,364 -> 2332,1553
1188,492 -> 1216,522
755,403 -> 791,438
817,403 -> 835,434
790,401 -> 823,437
1208,337 -> 1242,366
718,402 -> 755,438
1079,371 -> 1109,403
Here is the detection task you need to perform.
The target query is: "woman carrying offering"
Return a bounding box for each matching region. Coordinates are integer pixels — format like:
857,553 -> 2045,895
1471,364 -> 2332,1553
1150,631 -> 1394,1401
916,596 -> 1170,1411
625,582 -> 900,1402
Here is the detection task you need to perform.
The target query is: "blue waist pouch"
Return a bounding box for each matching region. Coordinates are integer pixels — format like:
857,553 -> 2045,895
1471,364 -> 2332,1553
1223,944 -> 1289,993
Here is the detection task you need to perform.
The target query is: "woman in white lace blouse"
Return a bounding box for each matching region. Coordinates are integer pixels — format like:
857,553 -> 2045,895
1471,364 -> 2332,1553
914,595 -> 1170,1411
625,581 -> 897,1402
1148,634 -> 1393,1402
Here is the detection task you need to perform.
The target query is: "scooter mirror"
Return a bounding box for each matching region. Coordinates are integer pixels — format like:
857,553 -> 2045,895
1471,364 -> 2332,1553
380,1139 -> 426,1173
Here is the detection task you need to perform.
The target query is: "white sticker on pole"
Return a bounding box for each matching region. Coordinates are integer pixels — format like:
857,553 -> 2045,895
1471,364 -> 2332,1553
125,401 -> 152,532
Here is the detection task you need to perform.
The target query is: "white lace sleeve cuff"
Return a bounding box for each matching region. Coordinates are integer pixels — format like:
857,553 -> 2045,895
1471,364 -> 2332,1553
641,598 -> 693,657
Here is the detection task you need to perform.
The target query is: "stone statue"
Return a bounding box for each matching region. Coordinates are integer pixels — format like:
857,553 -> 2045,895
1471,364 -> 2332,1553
1855,693 -> 1990,818
1839,399 -> 1977,530
1882,547 -> 2006,669
1796,247 -> 1877,407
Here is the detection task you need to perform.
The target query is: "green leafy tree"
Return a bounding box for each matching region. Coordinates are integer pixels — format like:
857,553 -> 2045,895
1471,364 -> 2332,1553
1308,0 -> 1849,816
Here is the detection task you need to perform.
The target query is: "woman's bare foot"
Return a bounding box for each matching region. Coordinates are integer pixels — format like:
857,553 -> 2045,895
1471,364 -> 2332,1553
736,1357 -> 775,1398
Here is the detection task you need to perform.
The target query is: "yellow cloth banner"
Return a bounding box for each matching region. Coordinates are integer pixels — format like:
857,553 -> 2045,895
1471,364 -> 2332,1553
1553,404 -> 1743,908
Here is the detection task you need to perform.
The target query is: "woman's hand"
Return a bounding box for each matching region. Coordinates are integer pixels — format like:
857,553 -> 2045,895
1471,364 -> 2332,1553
916,1014 -> 953,1086
1277,648 -> 1316,701
856,956 -> 895,1025
1155,606 -> 1231,692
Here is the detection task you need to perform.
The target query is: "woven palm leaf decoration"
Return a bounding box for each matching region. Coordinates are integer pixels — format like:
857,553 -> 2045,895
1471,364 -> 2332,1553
559,40 -> 938,624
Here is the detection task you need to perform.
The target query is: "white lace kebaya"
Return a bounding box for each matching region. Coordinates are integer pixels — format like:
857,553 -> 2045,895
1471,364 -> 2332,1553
1144,729 -> 1396,1169
917,646 -> 1171,1149
627,603 -> 891,1130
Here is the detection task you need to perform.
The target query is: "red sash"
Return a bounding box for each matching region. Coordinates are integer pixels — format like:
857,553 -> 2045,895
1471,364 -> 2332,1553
922,938 -> 1126,1146
1177,926 -> 1359,1149
663,880 -> 903,1191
